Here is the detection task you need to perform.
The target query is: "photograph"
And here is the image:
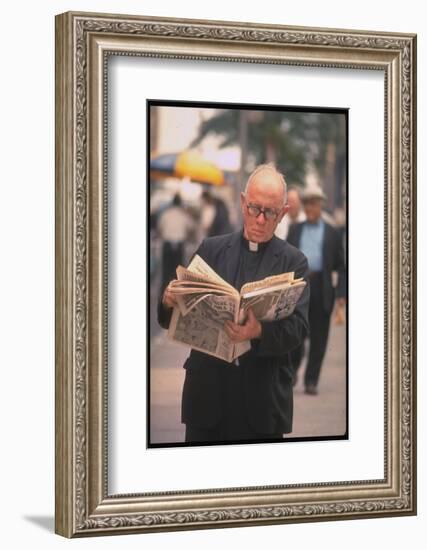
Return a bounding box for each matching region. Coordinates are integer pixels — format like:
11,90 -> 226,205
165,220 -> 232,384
53,9 -> 417,538
148,101 -> 348,447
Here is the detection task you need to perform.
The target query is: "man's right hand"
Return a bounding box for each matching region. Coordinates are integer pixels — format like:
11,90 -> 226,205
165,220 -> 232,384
162,282 -> 178,309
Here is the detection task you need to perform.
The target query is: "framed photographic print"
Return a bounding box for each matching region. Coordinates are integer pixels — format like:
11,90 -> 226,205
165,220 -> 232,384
148,99 -> 349,449
55,11 -> 417,537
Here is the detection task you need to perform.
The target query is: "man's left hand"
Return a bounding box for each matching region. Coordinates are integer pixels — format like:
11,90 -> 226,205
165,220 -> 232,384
224,308 -> 261,343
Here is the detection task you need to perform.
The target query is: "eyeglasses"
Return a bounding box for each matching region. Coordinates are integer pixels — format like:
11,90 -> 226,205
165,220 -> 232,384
246,202 -> 280,221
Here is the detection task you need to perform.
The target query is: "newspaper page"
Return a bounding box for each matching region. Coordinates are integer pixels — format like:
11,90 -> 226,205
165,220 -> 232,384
240,281 -> 306,321
187,254 -> 234,291
168,294 -> 240,362
171,277 -> 235,296
174,290 -> 232,316
176,265 -> 222,286
170,269 -> 237,316
232,340 -> 251,360
166,257 -> 306,362
240,271 -> 295,295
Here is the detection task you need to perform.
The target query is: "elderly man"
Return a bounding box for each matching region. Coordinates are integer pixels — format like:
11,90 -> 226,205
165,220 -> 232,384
274,186 -> 306,240
158,164 -> 310,444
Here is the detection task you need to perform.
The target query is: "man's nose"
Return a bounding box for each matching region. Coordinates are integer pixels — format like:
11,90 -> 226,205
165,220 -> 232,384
256,212 -> 267,224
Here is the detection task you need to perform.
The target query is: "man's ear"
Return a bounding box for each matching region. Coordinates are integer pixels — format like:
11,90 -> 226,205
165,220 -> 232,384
240,192 -> 246,213
278,204 -> 290,222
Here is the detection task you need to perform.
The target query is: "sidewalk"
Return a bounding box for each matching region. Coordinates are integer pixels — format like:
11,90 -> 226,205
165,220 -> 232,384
288,322 -> 347,438
150,322 -> 347,444
149,334 -> 187,444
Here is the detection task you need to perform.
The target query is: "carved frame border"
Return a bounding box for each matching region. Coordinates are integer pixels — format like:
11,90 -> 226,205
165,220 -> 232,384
55,11 -> 416,537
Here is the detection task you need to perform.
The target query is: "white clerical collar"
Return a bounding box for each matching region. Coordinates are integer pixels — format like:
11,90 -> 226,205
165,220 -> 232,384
241,232 -> 270,252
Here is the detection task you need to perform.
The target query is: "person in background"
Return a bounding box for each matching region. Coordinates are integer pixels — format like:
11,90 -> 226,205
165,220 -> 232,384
157,193 -> 195,293
274,186 -> 306,240
200,190 -> 233,238
287,186 -> 346,396
332,206 -> 347,325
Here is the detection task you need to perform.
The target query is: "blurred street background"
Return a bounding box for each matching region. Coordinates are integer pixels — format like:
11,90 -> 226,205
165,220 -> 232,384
149,102 -> 347,444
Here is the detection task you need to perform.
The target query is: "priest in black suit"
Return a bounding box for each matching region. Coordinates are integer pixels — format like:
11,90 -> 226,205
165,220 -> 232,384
287,187 -> 346,396
158,164 -> 310,444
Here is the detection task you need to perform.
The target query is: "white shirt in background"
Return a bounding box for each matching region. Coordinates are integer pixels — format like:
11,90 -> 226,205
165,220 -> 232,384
157,206 -> 194,243
275,210 -> 306,240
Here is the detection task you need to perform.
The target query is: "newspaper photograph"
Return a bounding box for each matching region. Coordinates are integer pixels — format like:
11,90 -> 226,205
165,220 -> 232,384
168,294 -> 239,362
240,282 -> 306,321
273,284 -> 306,320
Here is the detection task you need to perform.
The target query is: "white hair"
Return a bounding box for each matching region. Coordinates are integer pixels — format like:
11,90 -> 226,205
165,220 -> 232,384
244,163 -> 287,204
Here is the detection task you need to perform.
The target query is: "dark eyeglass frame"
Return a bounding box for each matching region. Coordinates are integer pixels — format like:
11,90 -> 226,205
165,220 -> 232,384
246,202 -> 281,221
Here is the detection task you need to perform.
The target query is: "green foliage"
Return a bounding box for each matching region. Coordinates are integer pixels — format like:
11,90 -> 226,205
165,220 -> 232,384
191,109 -> 346,188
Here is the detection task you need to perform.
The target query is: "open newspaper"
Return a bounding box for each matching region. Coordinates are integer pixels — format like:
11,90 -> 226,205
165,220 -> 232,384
166,255 -> 306,363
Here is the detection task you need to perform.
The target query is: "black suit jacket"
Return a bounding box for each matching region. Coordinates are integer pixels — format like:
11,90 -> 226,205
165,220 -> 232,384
287,221 -> 346,314
158,231 -> 310,435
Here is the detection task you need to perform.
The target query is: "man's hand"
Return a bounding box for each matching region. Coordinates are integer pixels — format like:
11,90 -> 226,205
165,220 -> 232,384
333,297 -> 346,325
224,308 -> 261,343
162,282 -> 178,309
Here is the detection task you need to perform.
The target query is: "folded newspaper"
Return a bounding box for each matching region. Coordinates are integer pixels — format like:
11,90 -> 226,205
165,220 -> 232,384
166,254 -> 306,363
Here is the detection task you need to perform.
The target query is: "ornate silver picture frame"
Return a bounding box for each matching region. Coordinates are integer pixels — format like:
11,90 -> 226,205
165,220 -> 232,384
55,11 -> 416,537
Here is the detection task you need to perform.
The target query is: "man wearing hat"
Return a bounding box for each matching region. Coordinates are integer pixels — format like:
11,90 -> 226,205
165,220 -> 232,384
287,186 -> 346,395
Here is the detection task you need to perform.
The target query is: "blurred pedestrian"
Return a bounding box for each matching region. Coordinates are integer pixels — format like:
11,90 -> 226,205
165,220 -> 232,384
275,186 -> 306,240
287,186 -> 346,395
201,190 -> 233,237
157,193 -> 195,293
332,206 -> 347,325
